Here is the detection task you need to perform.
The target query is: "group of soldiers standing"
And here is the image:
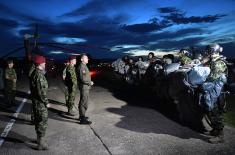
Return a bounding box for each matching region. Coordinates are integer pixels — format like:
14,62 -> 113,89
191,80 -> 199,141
112,43 -> 229,144
1,53 -> 93,150
62,55 -> 94,124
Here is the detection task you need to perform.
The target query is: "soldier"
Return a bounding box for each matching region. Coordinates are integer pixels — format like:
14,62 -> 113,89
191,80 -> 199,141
205,44 -> 228,144
135,56 -> 146,80
29,61 -> 36,124
77,54 -> 93,125
64,56 -> 77,115
4,59 -> 17,107
0,62 -> 4,93
62,60 -> 69,111
147,52 -> 156,64
29,61 -> 36,77
30,55 -> 49,150
178,49 -> 192,65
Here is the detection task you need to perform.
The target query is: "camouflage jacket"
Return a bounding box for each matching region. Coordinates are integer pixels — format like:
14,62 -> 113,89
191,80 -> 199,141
30,68 -> 48,106
77,63 -> 91,89
179,55 -> 191,65
28,63 -> 35,78
4,67 -> 17,88
207,56 -> 228,81
62,65 -> 67,80
65,64 -> 77,87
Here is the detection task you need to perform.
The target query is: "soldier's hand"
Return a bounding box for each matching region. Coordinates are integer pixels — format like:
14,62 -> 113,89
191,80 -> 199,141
47,103 -> 51,108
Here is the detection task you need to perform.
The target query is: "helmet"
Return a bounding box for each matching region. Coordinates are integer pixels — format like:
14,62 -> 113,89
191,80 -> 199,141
207,44 -> 222,54
179,49 -> 189,55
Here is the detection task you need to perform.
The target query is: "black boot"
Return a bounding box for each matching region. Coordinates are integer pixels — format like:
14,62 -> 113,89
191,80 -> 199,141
79,116 -> 92,125
204,129 -> 220,136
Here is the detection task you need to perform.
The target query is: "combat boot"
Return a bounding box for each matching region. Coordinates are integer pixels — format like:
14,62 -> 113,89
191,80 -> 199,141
79,116 -> 92,125
37,135 -> 49,150
204,129 -> 220,137
78,116 -> 89,121
208,130 -> 224,144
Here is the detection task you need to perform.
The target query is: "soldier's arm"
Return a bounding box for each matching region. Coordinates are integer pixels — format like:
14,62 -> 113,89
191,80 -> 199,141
5,69 -> 13,80
36,75 -> 49,106
215,61 -> 227,75
13,69 -> 17,81
71,68 -> 77,85
62,67 -> 66,80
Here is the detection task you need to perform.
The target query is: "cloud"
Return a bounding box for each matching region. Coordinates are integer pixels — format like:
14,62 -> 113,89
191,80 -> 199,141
0,3 -> 43,22
164,13 -> 226,24
122,23 -> 161,33
0,18 -> 18,29
122,17 -> 172,33
62,0 -> 136,17
53,37 -> 87,44
158,7 -> 180,13
157,7 -> 227,24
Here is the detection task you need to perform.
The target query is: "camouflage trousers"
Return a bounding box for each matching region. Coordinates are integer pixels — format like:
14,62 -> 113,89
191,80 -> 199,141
78,88 -> 89,117
66,85 -> 77,111
32,102 -> 48,137
64,86 -> 69,106
208,105 -> 224,131
4,85 -> 16,105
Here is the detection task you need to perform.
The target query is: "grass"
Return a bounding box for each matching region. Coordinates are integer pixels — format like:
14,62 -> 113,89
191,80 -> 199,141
224,95 -> 235,128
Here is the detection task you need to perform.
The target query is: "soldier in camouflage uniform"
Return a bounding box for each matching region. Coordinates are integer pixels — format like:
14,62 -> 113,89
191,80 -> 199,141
64,56 -> 77,115
205,44 -> 228,144
77,54 -> 93,125
178,49 -> 192,65
62,59 -> 69,111
29,62 -> 36,124
4,59 -> 17,107
30,55 -> 49,150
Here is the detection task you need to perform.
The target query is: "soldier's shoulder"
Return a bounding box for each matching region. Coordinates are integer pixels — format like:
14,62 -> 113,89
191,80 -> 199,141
216,59 -> 227,65
78,63 -> 85,69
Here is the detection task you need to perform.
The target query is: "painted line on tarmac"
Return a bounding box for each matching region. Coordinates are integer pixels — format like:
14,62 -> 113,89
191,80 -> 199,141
0,91 -> 30,147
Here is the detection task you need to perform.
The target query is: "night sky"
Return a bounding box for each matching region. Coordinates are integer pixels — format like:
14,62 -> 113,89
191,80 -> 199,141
0,0 -> 235,59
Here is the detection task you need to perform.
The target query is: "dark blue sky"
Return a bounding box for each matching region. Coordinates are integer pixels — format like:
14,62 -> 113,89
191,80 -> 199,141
0,0 -> 235,59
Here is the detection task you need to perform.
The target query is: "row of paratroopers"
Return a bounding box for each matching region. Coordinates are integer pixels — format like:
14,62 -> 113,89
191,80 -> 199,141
111,44 -> 235,144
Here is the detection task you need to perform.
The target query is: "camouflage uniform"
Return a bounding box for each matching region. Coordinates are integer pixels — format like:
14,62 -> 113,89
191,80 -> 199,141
30,68 -> 48,137
29,63 -> 36,77
179,55 -> 191,65
4,67 -> 17,105
65,64 -> 77,112
207,57 -> 228,133
77,63 -> 92,119
29,63 -> 36,123
0,68 -> 4,91
62,66 -> 69,107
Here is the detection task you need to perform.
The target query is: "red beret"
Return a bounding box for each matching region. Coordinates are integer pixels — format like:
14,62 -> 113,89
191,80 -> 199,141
34,55 -> 46,64
69,56 -> 77,61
